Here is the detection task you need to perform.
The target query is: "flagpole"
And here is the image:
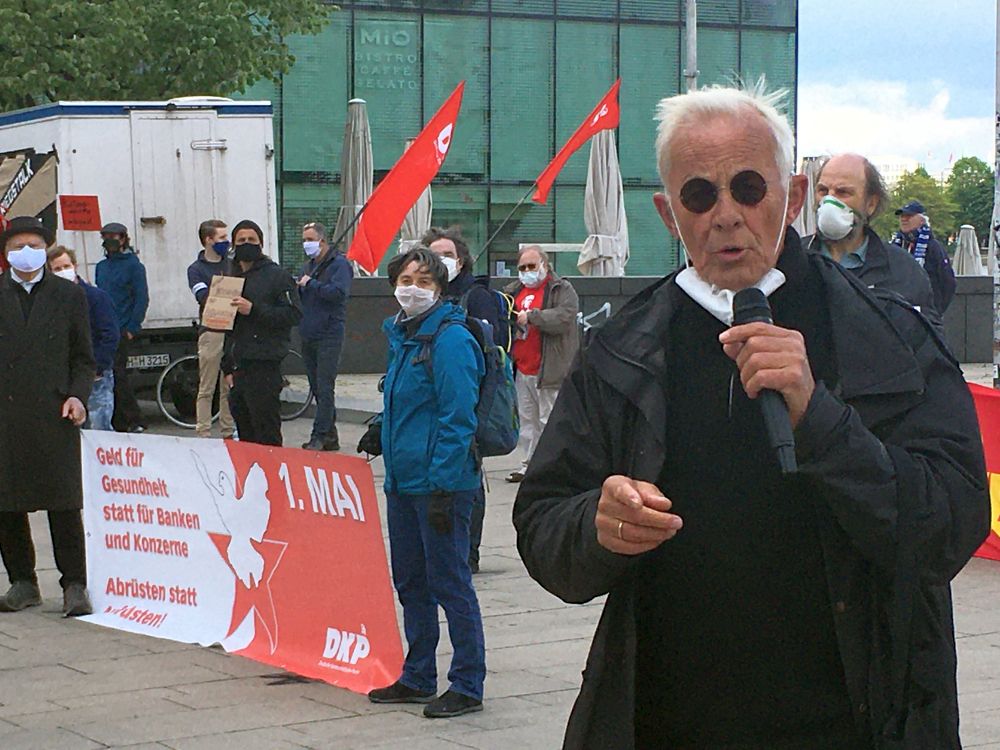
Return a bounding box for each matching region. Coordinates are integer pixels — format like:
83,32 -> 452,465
473,183 -> 537,265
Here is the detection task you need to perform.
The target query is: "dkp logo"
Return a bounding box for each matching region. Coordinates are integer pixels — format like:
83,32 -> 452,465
323,624 -> 371,665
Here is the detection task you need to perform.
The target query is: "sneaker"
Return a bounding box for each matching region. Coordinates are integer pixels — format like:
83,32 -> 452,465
63,583 -> 92,617
505,471 -> 525,483
368,680 -> 436,704
0,581 -> 41,612
423,690 -> 483,718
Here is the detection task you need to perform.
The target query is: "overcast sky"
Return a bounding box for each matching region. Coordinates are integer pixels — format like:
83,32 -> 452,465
797,0 -> 995,176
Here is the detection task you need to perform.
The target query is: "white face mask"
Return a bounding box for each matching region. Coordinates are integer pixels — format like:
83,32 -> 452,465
394,284 -> 438,318
303,240 -> 322,258
53,268 -> 77,282
519,267 -> 547,288
440,256 -> 460,282
816,196 -> 858,242
7,245 -> 47,274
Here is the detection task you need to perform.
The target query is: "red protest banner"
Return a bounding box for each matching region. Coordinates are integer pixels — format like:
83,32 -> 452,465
532,79 -> 621,205
347,82 -> 465,274
82,432 -> 404,693
59,195 -> 103,231
968,383 -> 1000,560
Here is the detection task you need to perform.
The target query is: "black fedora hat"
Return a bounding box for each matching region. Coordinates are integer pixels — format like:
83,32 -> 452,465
0,215 -> 54,249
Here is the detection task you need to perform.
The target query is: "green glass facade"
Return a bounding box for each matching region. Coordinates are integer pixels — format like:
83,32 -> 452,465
237,0 -> 798,276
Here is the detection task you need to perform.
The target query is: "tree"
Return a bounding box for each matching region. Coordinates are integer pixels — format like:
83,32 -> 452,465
0,1 -> 333,111
871,167 -> 959,244
947,156 -> 995,245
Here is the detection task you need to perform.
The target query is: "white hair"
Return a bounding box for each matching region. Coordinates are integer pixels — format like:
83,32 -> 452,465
654,80 -> 794,187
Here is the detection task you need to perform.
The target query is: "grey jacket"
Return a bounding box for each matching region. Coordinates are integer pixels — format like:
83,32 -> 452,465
505,273 -> 580,388
802,229 -> 936,317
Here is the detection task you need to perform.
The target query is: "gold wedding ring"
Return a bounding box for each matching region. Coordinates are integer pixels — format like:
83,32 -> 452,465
617,520 -> 624,541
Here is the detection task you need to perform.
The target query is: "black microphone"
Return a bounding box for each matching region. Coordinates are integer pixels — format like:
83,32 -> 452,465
731,288 -> 797,474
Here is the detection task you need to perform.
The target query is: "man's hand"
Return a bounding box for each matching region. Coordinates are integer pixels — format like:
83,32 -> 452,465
62,397 -> 86,427
224,374 -> 234,388
232,297 -> 253,315
516,310 -> 529,327
297,274 -> 311,288
595,476 -> 682,555
719,322 -> 815,427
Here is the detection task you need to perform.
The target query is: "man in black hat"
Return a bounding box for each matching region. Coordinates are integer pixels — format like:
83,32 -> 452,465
95,221 -> 149,432
221,219 -> 301,446
0,216 -> 95,616
892,200 -> 956,314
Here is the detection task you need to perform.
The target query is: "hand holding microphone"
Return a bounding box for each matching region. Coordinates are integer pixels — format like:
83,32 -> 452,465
719,288 -> 814,474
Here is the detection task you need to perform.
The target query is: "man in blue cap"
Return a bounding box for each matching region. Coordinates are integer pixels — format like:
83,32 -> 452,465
892,200 -> 956,314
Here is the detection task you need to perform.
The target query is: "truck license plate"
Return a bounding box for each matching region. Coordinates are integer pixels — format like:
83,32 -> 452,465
127,354 -> 170,369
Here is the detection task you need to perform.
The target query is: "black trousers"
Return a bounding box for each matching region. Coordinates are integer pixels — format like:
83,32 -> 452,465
112,334 -> 143,431
229,360 -> 283,446
0,510 -> 87,589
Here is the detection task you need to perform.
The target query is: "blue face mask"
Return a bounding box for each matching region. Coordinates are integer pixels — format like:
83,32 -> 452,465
212,240 -> 230,255
303,240 -> 322,258
519,267 -> 547,288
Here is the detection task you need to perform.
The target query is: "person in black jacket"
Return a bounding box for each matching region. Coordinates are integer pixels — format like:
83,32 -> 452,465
513,86 -> 989,750
222,219 -> 302,446
801,154 -> 936,316
893,200 -> 957,314
424,225 -> 498,573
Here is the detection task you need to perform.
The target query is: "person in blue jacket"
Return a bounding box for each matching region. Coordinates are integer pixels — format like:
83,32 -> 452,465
94,222 -> 149,432
367,247 -> 487,719
47,246 -> 120,430
296,221 -> 352,451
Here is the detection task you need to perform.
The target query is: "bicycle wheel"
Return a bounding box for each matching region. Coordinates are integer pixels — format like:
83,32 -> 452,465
156,355 -> 220,429
279,350 -> 314,421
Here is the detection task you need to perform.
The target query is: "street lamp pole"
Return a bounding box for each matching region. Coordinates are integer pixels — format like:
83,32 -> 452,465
993,0 -> 1000,386
684,0 -> 698,92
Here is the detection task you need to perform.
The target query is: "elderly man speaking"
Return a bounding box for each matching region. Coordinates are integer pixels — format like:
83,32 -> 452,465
513,84 -> 989,750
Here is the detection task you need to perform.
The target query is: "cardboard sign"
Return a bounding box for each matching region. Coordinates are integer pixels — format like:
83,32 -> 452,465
81,431 -> 404,693
201,275 -> 245,331
59,195 -> 102,231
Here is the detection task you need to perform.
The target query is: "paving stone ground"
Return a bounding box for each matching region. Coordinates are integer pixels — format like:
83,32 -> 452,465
0,374 -> 998,749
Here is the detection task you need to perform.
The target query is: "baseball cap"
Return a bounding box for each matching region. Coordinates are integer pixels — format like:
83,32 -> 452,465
894,200 -> 925,216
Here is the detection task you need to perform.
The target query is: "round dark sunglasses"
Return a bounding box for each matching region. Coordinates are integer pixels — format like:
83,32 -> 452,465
679,170 -> 768,214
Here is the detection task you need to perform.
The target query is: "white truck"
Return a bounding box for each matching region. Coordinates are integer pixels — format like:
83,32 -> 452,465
0,97 -> 279,395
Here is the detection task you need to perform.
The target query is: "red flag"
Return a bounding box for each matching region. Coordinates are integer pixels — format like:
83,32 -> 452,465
532,79 -> 621,205
347,82 -> 464,274
968,383 -> 1000,560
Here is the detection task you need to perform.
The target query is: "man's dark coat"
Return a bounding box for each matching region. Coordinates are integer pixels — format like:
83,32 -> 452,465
0,272 -> 95,512
513,230 -> 989,750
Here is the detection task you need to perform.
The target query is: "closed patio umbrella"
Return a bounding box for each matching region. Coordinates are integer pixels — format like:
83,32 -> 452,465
791,155 -> 823,238
577,129 -> 628,276
334,99 -> 373,276
954,224 -> 986,276
397,137 -> 433,255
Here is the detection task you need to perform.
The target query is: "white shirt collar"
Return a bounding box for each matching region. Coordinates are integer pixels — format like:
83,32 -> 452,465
675,267 -> 785,326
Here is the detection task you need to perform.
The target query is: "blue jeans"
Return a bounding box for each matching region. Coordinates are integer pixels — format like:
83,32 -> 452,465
469,483 -> 486,566
86,371 -> 115,431
386,490 -> 486,700
301,336 -> 343,442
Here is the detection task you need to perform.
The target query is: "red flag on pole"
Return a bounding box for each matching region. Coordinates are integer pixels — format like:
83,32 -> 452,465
532,79 -> 621,205
347,82 -> 465,274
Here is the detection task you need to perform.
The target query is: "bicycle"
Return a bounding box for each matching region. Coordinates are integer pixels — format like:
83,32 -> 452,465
156,350 -> 314,429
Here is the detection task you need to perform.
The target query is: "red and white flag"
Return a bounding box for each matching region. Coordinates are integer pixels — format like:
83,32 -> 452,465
532,79 -> 621,205
347,82 -> 465,274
